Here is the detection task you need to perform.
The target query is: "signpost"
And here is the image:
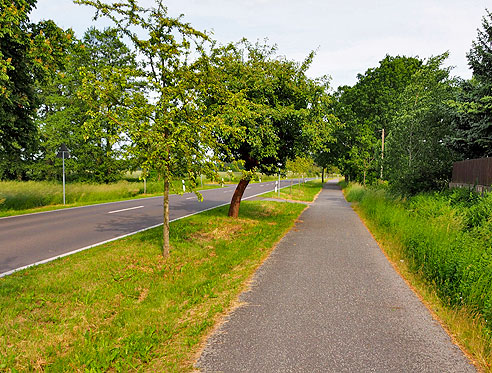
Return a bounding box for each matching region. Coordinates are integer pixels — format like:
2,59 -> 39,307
56,144 -> 70,204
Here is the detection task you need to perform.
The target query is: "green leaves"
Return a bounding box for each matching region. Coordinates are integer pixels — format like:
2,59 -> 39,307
0,0 -> 74,180
205,40 -> 333,175
385,54 -> 458,194
448,9 -> 492,159
332,56 -> 423,183
73,0 -> 230,189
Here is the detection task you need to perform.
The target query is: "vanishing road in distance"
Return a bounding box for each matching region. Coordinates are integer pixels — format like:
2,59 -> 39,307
0,179 -> 302,276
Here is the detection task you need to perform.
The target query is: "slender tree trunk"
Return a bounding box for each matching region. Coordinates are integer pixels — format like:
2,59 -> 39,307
321,167 -> 325,183
228,178 -> 250,218
163,178 -> 170,256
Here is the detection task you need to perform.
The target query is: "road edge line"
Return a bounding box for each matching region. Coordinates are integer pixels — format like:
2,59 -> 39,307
0,185 -> 238,221
0,186 -> 283,278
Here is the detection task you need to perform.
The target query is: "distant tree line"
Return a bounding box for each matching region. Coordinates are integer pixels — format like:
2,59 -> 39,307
319,9 -> 492,195
2,0 -> 490,202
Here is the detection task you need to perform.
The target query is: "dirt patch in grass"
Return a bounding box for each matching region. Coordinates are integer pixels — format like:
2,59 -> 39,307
189,218 -> 257,242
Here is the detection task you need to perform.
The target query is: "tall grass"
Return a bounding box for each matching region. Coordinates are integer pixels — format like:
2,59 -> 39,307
0,180 -> 166,211
344,183 -> 492,333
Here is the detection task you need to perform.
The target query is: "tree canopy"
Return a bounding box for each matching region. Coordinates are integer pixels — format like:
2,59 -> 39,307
75,0 -> 234,254
331,55 -> 423,183
448,9 -> 492,159
0,0 -> 73,179
205,40 -> 336,216
385,54 -> 459,194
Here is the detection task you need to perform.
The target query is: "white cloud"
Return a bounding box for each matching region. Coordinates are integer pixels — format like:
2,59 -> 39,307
30,0 -> 489,88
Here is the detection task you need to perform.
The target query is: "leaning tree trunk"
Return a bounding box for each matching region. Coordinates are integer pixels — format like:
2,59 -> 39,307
228,178 -> 250,218
163,178 -> 170,256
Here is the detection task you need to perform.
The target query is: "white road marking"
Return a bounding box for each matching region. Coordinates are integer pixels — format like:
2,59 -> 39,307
186,197 -> 195,200
108,206 -> 144,214
0,181 -> 310,278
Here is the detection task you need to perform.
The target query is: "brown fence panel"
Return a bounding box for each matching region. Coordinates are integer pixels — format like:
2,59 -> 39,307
452,158 -> 492,186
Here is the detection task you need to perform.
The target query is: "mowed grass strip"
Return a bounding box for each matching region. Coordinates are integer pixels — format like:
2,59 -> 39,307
0,201 -> 306,372
262,179 -> 324,202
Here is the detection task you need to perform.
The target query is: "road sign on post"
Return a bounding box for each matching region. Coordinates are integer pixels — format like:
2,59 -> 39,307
56,144 -> 70,204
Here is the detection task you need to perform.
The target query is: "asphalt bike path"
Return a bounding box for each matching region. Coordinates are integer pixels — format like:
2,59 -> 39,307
0,179 -> 305,276
197,180 -> 476,372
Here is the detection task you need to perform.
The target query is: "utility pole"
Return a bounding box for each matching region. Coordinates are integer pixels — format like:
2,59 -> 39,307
380,128 -> 385,179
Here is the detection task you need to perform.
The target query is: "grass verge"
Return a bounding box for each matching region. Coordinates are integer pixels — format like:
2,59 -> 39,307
342,182 -> 492,372
262,179 -> 324,202
0,200 -> 306,371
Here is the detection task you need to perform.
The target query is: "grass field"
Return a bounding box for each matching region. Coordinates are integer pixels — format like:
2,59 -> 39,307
343,182 -> 492,371
0,200 -> 307,371
262,178 -> 325,202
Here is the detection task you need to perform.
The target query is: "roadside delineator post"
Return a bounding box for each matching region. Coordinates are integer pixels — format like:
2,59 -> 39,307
278,171 -> 281,198
56,144 -> 70,205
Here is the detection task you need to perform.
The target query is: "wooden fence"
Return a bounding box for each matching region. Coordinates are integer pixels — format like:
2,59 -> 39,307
450,157 -> 492,190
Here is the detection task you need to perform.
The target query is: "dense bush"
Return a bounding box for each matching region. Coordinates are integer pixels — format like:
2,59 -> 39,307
345,183 -> 492,330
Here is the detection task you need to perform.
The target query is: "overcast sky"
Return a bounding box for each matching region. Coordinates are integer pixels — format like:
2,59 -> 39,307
30,0 -> 489,89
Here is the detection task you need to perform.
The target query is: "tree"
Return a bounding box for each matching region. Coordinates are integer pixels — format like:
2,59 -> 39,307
35,27 -> 137,182
286,156 -> 316,184
448,9 -> 492,159
75,0 -> 230,256
0,1 -> 72,179
206,40 -> 334,217
332,56 -> 422,183
385,54 -> 458,194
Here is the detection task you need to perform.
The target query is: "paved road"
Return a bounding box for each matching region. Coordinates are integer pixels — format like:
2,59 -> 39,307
197,180 -> 476,372
0,179 -> 303,276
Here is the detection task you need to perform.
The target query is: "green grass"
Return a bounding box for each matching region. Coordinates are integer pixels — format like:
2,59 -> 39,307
262,179 -> 324,202
0,174 -> 298,218
343,182 -> 492,371
0,200 -> 306,371
0,180 -> 224,217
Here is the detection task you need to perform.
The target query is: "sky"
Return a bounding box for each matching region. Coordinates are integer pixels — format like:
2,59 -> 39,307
30,0 -> 490,90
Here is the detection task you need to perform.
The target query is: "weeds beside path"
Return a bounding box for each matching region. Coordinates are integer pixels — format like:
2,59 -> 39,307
343,182 -> 492,372
197,180 -> 475,372
0,200 -> 305,371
